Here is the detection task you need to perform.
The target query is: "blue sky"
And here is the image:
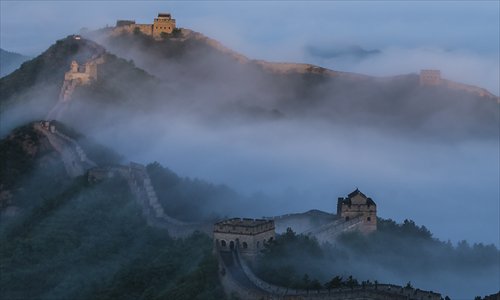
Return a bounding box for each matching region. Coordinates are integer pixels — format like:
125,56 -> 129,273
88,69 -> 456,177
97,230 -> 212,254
1,1 -> 499,54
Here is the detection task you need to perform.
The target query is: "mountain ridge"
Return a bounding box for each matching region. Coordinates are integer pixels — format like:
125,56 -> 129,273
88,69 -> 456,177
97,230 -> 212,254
1,30 -> 498,142
0,48 -> 30,77
163,28 -> 498,99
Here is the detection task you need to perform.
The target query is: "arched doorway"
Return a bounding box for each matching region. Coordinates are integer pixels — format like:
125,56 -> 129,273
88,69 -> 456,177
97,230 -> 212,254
229,241 -> 235,250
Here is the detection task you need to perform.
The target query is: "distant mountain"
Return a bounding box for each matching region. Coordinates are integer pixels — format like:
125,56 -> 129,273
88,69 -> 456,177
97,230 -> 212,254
1,30 -> 498,141
88,28 -> 499,139
0,48 -> 30,77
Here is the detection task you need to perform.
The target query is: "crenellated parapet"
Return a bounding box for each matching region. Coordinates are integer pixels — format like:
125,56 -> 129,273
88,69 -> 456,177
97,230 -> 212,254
337,188 -> 377,234
420,69 -> 498,100
112,13 -> 176,39
214,218 -> 275,257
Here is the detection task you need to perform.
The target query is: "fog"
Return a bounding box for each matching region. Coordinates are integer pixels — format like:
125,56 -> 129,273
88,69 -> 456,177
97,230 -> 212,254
305,45 -> 500,95
89,112 -> 499,247
1,28 -> 498,248
1,4 -> 499,298
254,224 -> 499,299
2,1 -> 499,94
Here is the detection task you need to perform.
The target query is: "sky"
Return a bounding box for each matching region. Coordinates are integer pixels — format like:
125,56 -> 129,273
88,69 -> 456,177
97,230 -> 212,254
1,1 -> 499,93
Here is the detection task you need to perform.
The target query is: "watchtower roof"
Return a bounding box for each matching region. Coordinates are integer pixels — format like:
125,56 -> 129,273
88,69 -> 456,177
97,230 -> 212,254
158,13 -> 172,18
340,188 -> 376,206
214,218 -> 275,235
215,218 -> 271,227
348,188 -> 367,199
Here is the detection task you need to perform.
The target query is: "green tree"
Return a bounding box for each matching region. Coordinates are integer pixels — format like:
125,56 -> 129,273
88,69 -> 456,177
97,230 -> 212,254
346,275 -> 358,289
311,279 -> 322,293
302,274 -> 311,294
405,281 -> 413,289
324,275 -> 343,294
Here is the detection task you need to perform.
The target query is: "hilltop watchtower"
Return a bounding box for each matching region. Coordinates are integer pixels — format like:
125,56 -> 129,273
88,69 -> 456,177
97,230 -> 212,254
420,69 -> 441,86
114,13 -> 176,39
337,189 -> 377,233
153,13 -> 176,37
214,218 -> 275,257
65,60 -> 97,84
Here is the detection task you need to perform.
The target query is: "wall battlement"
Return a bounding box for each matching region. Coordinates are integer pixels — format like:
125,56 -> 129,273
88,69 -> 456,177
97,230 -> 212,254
113,13 -> 176,39
64,60 -> 97,84
337,188 -> 377,234
419,69 -> 442,86
214,218 -> 275,257
419,69 -> 498,100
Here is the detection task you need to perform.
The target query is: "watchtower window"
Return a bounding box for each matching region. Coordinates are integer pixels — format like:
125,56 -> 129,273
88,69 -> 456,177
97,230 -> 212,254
242,242 -> 248,249
221,240 -> 226,247
367,217 -> 371,221
345,216 -> 350,221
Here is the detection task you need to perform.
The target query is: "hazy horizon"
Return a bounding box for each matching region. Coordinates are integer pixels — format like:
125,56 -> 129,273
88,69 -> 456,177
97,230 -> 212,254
1,1 -> 499,248
1,2 -> 499,299
1,1 -> 499,94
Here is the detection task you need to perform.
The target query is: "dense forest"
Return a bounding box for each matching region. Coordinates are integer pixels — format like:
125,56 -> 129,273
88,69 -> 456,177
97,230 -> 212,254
253,219 -> 499,299
0,176 -> 224,300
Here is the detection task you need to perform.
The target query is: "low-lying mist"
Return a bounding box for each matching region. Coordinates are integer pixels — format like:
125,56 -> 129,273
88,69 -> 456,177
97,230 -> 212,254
254,223 -> 499,299
1,32 -> 497,248
85,110 -> 499,247
305,45 -> 500,95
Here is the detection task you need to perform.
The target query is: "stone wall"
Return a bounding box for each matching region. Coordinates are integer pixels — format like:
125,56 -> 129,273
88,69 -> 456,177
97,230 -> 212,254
419,70 -> 442,86
111,24 -> 153,36
153,14 -> 176,37
303,216 -> 365,243
442,79 -> 498,99
271,211 -> 337,234
112,13 -> 176,39
218,246 -> 442,300
419,70 -> 498,100
214,229 -> 275,256
34,122 -> 97,177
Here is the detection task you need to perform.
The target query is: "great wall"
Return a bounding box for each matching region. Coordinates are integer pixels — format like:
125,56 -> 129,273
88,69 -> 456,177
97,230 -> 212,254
218,244 -> 441,300
46,37 -> 105,121
34,17 -> 483,298
34,117 -> 442,299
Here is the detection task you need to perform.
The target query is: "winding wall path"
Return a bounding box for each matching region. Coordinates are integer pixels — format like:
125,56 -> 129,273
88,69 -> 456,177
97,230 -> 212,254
218,245 -> 441,300
34,123 -> 95,177
34,121 -> 208,238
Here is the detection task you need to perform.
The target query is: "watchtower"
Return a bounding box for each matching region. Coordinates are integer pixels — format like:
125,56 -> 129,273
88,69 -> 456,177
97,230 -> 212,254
64,60 -> 97,84
337,189 -> 377,233
420,69 -> 441,86
213,218 -> 275,257
153,13 -> 176,37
